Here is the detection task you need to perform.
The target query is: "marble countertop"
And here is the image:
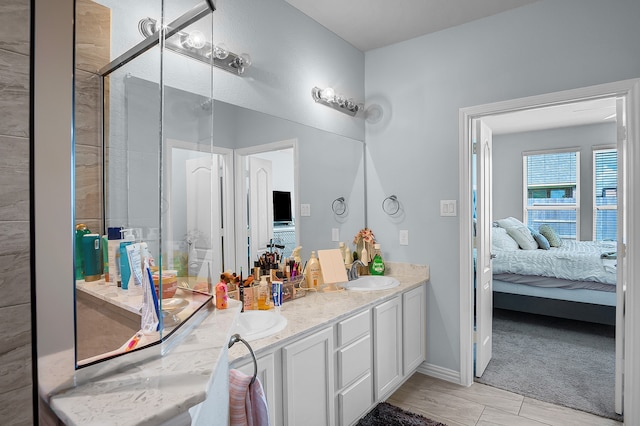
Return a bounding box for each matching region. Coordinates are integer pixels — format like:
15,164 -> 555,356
229,262 -> 429,362
49,263 -> 429,425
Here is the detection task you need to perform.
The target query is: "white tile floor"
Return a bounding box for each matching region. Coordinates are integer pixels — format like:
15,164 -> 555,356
387,373 -> 623,426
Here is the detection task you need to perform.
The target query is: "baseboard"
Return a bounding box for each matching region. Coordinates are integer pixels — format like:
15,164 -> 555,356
416,362 -> 461,385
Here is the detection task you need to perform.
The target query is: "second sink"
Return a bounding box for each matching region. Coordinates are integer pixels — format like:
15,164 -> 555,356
342,275 -> 400,291
234,310 -> 288,341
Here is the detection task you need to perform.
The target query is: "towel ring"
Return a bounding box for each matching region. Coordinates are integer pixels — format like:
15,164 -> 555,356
228,333 -> 257,385
332,197 -> 347,216
382,195 -> 400,215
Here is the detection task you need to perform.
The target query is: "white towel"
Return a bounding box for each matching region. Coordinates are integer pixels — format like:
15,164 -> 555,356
229,368 -> 270,426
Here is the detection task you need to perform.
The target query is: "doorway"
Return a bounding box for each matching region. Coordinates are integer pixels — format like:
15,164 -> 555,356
458,79 -> 640,419
234,140 -> 298,272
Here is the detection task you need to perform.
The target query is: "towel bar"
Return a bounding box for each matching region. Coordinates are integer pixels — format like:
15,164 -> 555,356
228,333 -> 257,385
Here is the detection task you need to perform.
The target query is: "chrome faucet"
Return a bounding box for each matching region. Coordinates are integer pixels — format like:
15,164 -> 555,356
347,260 -> 365,281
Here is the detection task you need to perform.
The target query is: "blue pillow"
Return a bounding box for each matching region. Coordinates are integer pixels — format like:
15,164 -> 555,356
532,232 -> 550,250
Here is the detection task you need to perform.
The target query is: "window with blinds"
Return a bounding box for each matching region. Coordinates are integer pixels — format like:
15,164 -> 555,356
593,148 -> 617,241
523,150 -> 579,239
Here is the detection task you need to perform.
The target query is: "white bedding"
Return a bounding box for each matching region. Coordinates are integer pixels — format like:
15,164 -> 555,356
492,240 -> 617,285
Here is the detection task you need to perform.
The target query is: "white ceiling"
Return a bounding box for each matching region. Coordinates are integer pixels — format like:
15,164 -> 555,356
285,0 -> 540,52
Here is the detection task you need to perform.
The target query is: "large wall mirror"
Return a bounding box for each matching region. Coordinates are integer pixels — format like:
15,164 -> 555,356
73,0 -> 365,366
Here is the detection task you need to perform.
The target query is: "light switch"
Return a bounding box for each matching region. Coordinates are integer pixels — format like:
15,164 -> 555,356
440,200 -> 457,217
399,230 -> 409,246
331,228 -> 340,242
300,203 -> 311,217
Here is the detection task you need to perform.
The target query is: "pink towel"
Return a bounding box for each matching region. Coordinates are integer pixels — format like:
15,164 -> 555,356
229,368 -> 270,426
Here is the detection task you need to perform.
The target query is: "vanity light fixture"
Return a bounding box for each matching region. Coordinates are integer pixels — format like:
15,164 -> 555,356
311,87 -> 363,116
138,17 -> 251,75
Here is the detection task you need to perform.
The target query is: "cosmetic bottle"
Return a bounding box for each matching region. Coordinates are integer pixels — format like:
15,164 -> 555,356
257,275 -> 271,310
75,224 -> 91,280
306,251 -> 323,289
369,243 -> 385,276
119,229 -> 135,290
106,227 -> 123,284
243,278 -> 254,310
82,233 -> 103,282
215,279 -> 228,309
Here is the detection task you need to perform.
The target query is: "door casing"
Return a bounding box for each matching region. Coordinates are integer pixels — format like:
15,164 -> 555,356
458,78 -> 640,420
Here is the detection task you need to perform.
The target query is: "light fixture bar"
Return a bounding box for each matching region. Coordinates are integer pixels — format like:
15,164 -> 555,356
311,87 -> 361,116
100,1 -> 213,77
138,18 -> 250,76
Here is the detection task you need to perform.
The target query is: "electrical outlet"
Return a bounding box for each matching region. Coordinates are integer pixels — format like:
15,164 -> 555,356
331,228 -> 340,242
399,230 -> 409,246
300,204 -> 311,217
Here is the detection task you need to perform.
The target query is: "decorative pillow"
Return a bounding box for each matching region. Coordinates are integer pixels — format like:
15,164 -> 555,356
539,224 -> 563,247
507,226 -> 539,250
532,232 -> 551,250
492,227 -> 519,251
495,217 -> 526,229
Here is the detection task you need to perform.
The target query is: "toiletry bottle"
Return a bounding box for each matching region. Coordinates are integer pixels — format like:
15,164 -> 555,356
306,251 -> 323,289
106,227 -> 123,284
345,245 -> 353,266
119,229 -> 135,290
102,235 -> 109,282
257,275 -> 271,310
215,279 -> 228,309
75,224 -> 91,280
243,278 -> 254,310
369,243 -> 385,276
82,233 -> 103,282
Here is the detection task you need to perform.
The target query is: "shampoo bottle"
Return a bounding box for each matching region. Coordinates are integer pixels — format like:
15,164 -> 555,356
369,243 -> 385,276
82,233 -> 103,282
306,251 -> 323,289
75,224 -> 91,280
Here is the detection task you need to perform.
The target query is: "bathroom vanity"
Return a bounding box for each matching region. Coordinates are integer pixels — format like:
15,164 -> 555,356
46,263 -> 428,425
229,262 -> 429,426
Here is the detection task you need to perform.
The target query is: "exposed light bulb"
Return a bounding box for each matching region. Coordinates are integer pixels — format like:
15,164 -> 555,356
213,43 -> 229,59
186,30 -> 206,49
320,87 -> 335,102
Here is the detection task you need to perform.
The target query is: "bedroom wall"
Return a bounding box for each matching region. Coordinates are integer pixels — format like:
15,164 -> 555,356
493,122 -> 617,241
364,0 -> 640,375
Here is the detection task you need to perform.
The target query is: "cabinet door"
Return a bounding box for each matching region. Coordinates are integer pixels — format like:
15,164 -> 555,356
283,327 -> 335,426
236,351 -> 280,426
403,284 -> 426,374
373,296 -> 402,400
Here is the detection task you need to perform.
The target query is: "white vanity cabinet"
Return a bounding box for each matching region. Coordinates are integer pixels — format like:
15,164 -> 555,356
282,326 -> 335,426
228,280 -> 427,426
234,351 -> 282,426
402,284 -> 426,374
373,295 -> 403,400
335,309 -> 372,425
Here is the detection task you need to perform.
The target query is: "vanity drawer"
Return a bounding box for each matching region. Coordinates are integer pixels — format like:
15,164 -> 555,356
337,309 -> 370,347
338,334 -> 371,388
338,372 -> 372,426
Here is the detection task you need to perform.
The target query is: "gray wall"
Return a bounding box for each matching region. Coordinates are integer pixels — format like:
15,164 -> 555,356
364,0 -> 640,374
493,122 -> 617,241
0,0 -> 33,424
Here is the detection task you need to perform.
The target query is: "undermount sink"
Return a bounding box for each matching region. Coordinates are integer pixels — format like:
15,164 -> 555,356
342,275 -> 400,291
234,310 -> 288,341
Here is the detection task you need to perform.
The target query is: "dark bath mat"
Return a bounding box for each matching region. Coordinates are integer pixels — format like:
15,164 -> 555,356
357,402 -> 447,426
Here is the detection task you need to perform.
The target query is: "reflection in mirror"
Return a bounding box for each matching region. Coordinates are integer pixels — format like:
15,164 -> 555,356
74,0 -> 365,367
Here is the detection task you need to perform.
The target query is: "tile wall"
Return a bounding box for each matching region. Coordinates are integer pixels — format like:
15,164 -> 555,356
0,0 -> 32,424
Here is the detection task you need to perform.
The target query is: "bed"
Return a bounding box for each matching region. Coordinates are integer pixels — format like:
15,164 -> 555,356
488,218 -> 618,325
